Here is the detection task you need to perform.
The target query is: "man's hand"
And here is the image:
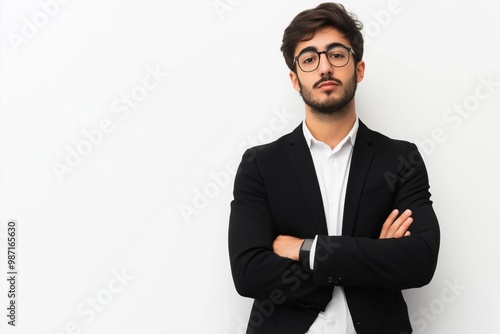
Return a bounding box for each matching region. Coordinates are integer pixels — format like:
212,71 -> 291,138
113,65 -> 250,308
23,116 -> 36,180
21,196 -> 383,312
273,235 -> 304,261
379,209 -> 413,239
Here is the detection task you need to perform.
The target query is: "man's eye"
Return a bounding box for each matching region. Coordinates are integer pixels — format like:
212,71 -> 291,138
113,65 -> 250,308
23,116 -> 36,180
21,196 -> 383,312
303,57 -> 317,64
329,52 -> 345,59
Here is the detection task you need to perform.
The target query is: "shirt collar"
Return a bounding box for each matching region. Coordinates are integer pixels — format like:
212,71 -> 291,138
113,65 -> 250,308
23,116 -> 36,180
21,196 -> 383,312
302,116 -> 359,150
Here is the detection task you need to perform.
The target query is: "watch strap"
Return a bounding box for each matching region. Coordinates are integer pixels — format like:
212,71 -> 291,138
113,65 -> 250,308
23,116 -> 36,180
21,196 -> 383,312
299,238 -> 314,272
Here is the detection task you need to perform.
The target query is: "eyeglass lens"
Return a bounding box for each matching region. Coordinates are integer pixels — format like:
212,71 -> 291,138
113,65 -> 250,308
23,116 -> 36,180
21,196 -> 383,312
297,46 -> 351,72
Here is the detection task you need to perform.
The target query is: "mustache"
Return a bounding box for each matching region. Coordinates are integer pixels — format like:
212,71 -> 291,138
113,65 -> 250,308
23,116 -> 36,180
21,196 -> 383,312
313,75 -> 342,89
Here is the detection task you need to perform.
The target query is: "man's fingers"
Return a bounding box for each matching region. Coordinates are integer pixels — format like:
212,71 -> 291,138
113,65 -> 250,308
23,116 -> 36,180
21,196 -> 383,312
391,217 -> 413,238
387,210 -> 412,236
379,209 -> 399,238
380,209 -> 413,239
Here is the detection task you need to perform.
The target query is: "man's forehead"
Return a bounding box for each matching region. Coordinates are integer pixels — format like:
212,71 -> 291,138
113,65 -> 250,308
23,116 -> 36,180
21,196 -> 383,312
294,27 -> 349,53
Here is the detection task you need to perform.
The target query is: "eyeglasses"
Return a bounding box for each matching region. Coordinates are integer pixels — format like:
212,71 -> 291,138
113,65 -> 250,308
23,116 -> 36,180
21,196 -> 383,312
293,44 -> 356,72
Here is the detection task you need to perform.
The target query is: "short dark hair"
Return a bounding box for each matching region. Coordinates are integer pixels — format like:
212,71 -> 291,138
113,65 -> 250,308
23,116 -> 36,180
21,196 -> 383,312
280,2 -> 364,71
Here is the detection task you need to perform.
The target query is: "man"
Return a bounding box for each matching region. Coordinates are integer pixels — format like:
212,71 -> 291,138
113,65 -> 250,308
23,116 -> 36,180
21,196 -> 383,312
228,3 -> 440,334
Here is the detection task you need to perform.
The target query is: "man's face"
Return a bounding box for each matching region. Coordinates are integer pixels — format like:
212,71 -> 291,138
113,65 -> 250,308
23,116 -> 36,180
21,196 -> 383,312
289,26 -> 365,115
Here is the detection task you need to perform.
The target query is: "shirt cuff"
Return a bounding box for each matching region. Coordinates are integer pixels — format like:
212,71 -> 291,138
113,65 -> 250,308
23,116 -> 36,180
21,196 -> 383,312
310,235 -> 318,271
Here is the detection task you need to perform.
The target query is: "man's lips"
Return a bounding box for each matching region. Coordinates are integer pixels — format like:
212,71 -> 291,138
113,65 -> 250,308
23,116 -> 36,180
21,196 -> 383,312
317,81 -> 339,89
314,77 -> 341,89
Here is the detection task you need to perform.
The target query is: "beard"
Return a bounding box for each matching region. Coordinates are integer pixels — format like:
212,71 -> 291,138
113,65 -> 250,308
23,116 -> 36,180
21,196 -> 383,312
298,70 -> 357,116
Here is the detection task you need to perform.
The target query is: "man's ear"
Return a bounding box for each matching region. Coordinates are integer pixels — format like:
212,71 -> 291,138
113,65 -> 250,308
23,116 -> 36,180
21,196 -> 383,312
356,60 -> 365,83
289,70 -> 301,93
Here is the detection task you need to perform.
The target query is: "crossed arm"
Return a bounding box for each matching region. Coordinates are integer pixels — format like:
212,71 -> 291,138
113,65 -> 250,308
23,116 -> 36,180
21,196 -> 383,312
273,208 -> 414,262
230,144 -> 439,304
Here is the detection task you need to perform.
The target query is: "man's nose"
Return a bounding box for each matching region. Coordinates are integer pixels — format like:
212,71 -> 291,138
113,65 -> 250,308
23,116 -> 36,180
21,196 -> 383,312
317,52 -> 333,76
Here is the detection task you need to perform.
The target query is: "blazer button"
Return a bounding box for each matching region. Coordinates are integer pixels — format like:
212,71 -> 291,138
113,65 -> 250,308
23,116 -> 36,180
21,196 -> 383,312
327,277 -> 334,284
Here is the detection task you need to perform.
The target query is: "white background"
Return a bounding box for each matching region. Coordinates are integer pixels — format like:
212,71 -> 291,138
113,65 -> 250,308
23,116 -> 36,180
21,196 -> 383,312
1,0 -> 499,333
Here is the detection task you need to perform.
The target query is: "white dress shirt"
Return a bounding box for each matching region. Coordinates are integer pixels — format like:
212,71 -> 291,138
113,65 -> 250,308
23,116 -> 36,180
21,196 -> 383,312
302,118 -> 359,334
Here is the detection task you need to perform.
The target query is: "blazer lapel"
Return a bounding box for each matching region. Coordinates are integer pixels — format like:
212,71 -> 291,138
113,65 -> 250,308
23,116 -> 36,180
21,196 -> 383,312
288,124 -> 328,235
342,120 -> 374,236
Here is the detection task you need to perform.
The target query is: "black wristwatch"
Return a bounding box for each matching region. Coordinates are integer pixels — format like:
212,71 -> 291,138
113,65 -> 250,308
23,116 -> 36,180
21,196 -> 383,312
299,239 -> 314,272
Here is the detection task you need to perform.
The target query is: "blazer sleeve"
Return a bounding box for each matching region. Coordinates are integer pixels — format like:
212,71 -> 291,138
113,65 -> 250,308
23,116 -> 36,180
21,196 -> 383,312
228,148 -> 332,309
313,143 -> 440,289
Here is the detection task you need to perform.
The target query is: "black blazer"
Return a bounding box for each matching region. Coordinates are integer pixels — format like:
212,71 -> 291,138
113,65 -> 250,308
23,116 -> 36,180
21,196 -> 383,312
229,120 -> 440,334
